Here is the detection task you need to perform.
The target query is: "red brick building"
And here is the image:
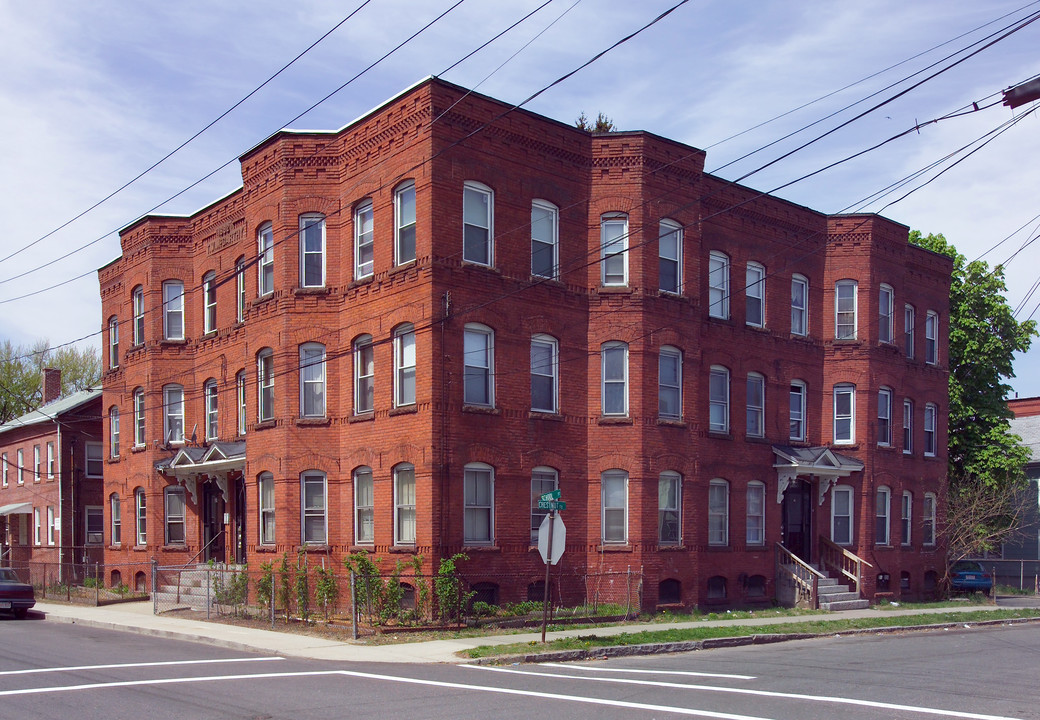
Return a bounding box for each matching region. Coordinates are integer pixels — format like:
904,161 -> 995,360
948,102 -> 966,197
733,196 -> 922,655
98,77 -> 951,609
0,369 -> 104,574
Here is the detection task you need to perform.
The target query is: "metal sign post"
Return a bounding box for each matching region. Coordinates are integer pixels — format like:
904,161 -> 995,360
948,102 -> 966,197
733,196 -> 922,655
540,508 -> 554,643
537,492 -> 566,643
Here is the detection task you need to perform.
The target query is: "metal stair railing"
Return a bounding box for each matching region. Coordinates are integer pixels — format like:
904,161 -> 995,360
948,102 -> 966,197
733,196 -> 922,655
775,542 -> 825,609
819,536 -> 872,597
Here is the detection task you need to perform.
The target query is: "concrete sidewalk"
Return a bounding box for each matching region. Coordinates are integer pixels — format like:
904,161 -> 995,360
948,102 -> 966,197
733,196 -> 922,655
33,599 -> 1040,664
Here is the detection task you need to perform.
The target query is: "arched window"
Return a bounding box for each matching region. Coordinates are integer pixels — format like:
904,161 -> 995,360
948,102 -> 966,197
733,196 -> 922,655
658,578 -> 682,604
707,576 -> 727,599
299,342 -> 326,418
257,348 -> 274,421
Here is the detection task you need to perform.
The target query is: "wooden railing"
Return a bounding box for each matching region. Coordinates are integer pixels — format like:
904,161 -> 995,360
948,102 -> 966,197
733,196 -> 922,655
819,536 -> 872,597
775,543 -> 825,608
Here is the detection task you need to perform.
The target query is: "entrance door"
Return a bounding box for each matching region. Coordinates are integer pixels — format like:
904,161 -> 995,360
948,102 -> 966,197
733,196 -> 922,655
234,476 -> 247,565
782,479 -> 813,562
202,481 -> 226,563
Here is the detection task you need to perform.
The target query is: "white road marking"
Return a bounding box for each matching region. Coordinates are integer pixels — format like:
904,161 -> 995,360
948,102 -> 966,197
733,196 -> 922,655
467,664 -> 1022,720
538,662 -> 755,680
0,668 -> 780,719
0,656 -> 284,677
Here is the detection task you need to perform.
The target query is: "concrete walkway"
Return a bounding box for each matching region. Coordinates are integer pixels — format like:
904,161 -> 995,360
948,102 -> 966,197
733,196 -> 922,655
32,598 -> 1040,664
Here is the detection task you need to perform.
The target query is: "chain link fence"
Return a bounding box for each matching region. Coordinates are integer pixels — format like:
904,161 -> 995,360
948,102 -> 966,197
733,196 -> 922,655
2,559 -> 151,606
152,557 -> 643,637
969,558 -> 1040,592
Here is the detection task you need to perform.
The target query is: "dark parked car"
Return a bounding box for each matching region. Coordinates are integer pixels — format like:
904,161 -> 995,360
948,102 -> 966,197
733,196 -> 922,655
0,567 -> 35,618
949,560 -> 993,595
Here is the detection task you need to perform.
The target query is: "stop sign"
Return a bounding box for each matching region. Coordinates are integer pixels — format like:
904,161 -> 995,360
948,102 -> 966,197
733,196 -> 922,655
537,513 -> 566,565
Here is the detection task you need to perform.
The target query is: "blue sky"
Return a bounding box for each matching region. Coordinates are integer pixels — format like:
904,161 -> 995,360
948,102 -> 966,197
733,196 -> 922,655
2,0 -> 1039,396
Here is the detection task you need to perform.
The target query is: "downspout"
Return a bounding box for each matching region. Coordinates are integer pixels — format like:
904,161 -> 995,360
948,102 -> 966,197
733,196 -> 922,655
440,291 -> 451,559
57,422 -> 63,582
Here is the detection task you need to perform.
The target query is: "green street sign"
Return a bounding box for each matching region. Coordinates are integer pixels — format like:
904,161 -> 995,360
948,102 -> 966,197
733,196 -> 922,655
537,500 -> 566,511
539,489 -> 562,502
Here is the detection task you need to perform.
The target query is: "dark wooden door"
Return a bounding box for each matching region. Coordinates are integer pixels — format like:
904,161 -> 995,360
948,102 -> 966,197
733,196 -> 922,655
782,479 -> 813,562
203,482 -> 226,563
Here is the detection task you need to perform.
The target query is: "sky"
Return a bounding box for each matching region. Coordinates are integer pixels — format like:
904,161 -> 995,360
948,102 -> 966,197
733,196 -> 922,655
1,0 -> 1039,396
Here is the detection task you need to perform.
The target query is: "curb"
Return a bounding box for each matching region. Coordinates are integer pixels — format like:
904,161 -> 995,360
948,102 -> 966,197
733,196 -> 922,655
466,615 -> 1040,665
38,612 -> 267,655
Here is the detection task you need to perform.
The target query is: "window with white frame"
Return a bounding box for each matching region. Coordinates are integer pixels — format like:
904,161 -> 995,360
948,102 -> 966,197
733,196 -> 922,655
601,342 -> 628,416
832,485 -> 853,544
17,448 -> 24,484
746,262 -> 765,327
463,325 -> 494,407
132,285 -> 145,345
259,472 -> 275,545
530,467 -> 558,544
833,384 -> 855,444
708,479 -> 729,546
835,280 -> 857,339
354,466 -> 374,545
2,452 -> 8,487
901,491 -> 912,545
395,181 -> 416,265
47,506 -> 55,545
903,399 -> 913,454
879,284 -> 894,343
204,380 -> 218,440
236,256 -> 246,323
659,220 -> 682,294
354,335 -> 374,414
530,334 -> 558,413
600,214 -> 628,286
394,324 -> 416,407
924,403 -> 937,456
110,494 -> 121,546
258,222 -> 274,296
708,251 -> 729,319
531,200 -> 558,279
923,493 -> 936,546
109,406 -> 120,458
299,214 -> 325,288
33,508 -> 40,545
162,280 -> 184,340
301,471 -> 327,544
464,463 -> 494,545
46,441 -> 54,478
134,388 -> 146,446
877,387 -> 892,446
790,380 -> 806,441
875,486 -> 891,545
747,481 -> 766,545
746,372 -> 765,438
163,384 -> 184,444
659,471 -> 681,545
108,315 -> 119,368
354,200 -> 374,279
300,342 -> 326,418
658,346 -> 682,420
257,349 -> 274,422
925,311 -> 938,364
86,506 -> 103,545
394,463 -> 416,545
33,444 -> 40,480
203,271 -> 217,333
791,274 -> 808,336
904,304 -> 915,358
601,469 -> 628,544
135,489 -> 147,546
709,366 -> 730,433
164,487 -> 185,545
463,182 -> 493,266
84,442 -> 102,478
236,371 -> 247,435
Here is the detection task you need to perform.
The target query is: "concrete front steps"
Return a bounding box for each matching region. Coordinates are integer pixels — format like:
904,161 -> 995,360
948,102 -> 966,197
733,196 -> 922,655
817,576 -> 870,611
153,564 -> 244,613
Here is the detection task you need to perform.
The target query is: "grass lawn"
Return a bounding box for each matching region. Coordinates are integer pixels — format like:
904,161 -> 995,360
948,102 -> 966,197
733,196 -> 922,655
462,608 -> 1040,659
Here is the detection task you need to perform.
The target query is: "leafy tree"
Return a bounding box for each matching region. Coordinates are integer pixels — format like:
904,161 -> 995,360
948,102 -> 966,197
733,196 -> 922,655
0,339 -> 100,422
575,111 -> 616,132
909,231 -> 1037,560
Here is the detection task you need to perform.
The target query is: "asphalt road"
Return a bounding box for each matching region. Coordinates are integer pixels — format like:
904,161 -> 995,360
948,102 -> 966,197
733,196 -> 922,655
2,615 -> 1037,719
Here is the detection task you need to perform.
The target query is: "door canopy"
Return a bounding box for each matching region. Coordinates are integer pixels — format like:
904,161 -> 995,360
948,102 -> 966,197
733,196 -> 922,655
772,445 -> 864,504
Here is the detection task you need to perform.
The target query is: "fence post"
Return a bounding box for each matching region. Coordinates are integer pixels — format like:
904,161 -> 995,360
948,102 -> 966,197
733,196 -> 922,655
151,559 -> 158,615
95,563 -> 100,606
206,567 -> 211,620
351,570 -> 358,640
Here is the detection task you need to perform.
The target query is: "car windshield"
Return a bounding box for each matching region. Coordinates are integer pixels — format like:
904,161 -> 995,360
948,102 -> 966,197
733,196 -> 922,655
0,568 -> 20,582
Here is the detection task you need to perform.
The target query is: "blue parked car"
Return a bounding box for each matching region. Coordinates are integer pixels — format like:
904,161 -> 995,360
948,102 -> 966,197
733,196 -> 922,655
949,560 -> 993,595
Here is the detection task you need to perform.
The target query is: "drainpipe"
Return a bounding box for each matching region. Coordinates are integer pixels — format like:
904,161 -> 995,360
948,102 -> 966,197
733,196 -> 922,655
57,423 -> 63,581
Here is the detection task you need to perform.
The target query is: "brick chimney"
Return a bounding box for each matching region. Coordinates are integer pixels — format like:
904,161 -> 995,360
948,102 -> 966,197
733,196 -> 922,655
42,367 -> 61,405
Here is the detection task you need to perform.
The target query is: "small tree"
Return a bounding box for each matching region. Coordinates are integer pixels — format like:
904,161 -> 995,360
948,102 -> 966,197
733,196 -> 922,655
575,111 -> 616,133
314,563 -> 339,622
344,550 -> 383,621
256,561 -> 274,613
434,553 -> 475,624
278,552 -> 293,623
295,551 -> 311,621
